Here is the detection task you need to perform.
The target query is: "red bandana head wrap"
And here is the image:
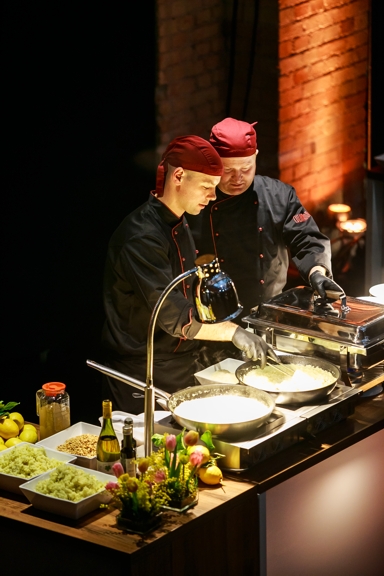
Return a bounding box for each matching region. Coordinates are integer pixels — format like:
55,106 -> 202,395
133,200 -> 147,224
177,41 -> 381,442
154,135 -> 223,196
209,117 -> 258,158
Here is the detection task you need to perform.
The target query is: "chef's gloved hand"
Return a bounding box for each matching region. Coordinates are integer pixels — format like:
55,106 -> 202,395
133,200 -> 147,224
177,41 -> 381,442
232,327 -> 279,369
309,271 -> 345,300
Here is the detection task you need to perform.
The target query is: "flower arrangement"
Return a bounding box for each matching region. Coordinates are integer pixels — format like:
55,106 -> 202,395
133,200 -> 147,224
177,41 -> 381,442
105,456 -> 168,530
151,428 -> 205,508
104,428 -> 222,531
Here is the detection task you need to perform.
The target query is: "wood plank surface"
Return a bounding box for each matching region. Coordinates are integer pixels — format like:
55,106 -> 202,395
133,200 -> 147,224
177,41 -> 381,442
1,391 -> 383,576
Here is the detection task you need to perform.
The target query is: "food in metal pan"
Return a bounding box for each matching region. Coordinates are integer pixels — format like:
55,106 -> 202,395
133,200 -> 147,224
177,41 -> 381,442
243,363 -> 334,392
35,464 -> 105,501
56,434 -> 98,457
174,395 -> 271,424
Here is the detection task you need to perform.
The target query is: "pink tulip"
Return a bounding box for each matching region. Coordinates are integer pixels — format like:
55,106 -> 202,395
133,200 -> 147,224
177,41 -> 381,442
154,469 -> 166,483
112,462 -> 124,478
105,481 -> 119,491
165,434 -> 177,452
184,430 -> 199,447
189,450 -> 204,467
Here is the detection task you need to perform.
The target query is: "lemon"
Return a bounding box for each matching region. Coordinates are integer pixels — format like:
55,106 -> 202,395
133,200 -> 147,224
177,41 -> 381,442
19,427 -> 38,444
5,437 -> 23,448
198,464 -> 223,485
0,437 -> 4,445
187,445 -> 211,465
0,417 -> 20,440
23,424 -> 37,432
8,412 -> 25,431
0,444 -> 8,452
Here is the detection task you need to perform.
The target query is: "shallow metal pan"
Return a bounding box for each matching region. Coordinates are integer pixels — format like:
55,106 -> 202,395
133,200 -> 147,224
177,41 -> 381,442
86,360 -> 275,442
235,354 -> 340,405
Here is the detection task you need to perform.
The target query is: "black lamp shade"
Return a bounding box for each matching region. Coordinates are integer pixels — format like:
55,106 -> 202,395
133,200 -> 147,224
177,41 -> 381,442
193,260 -> 243,323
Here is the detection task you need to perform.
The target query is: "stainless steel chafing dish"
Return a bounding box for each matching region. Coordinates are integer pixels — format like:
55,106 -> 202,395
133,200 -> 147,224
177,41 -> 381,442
243,286 -> 384,390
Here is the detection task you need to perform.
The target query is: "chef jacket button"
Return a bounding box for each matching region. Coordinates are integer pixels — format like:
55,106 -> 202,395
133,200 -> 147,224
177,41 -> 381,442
215,232 -> 219,237
174,231 -> 178,235
259,253 -> 264,259
186,284 -> 190,289
220,258 -> 224,263
196,249 -> 199,254
260,279 -> 265,284
258,227 -> 263,232
214,206 -> 218,211
254,200 -> 258,205
182,257 -> 186,261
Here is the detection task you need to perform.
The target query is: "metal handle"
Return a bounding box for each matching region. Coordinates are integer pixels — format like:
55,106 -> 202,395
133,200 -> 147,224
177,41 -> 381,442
86,360 -> 171,403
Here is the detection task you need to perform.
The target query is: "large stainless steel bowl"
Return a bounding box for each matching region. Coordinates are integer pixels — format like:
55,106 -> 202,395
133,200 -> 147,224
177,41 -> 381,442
166,383 -> 275,442
236,354 -> 340,405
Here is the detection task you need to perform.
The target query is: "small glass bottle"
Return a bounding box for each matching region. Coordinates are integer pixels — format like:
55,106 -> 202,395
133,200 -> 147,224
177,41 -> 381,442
97,399 -> 121,474
120,417 -> 136,477
36,382 -> 71,440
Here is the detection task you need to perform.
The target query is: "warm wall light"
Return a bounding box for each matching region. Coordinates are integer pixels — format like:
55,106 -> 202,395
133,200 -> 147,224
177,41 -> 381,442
327,204 -> 352,222
338,218 -> 367,236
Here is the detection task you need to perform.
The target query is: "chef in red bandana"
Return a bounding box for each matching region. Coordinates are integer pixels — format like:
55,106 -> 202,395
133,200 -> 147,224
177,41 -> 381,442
187,118 -> 343,320
102,135 -> 277,413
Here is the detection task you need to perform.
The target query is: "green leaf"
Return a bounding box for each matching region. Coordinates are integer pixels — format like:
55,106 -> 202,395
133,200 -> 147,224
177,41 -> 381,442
0,401 -> 20,417
200,430 -> 215,452
175,429 -> 186,452
152,434 -> 165,447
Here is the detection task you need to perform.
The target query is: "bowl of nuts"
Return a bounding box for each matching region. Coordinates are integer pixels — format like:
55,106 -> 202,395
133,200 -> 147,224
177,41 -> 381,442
36,422 -> 122,469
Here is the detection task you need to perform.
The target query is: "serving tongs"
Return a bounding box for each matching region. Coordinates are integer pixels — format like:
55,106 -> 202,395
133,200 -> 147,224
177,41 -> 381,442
266,358 -> 295,378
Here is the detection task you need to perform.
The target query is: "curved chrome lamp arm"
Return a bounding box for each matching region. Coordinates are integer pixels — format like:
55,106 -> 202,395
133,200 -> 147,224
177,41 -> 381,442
144,266 -> 198,456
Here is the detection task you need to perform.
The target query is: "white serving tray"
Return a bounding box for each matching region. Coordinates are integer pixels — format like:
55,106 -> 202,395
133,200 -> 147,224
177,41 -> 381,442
0,443 -> 76,494
36,422 -> 122,469
20,463 -> 112,520
194,358 -> 245,386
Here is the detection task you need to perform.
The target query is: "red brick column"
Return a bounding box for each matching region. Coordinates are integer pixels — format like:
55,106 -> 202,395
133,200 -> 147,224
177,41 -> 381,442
278,0 -> 369,210
156,0 -> 227,153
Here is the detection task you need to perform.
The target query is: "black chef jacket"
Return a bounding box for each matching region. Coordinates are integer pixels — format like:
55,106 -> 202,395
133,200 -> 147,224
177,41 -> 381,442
102,193 -> 204,412
187,175 -> 332,321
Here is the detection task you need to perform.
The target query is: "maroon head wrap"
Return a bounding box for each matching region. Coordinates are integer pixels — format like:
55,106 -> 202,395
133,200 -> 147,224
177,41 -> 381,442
209,117 -> 258,158
154,135 -> 223,196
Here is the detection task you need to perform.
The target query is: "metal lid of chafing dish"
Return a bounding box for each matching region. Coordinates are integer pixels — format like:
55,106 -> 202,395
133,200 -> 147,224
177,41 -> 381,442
243,287 -> 384,347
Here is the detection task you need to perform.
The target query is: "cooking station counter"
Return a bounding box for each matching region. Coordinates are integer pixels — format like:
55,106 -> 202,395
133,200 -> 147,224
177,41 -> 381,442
1,391 -> 383,576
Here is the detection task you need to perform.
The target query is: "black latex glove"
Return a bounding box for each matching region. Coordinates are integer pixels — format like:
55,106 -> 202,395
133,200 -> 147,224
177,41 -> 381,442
232,327 -> 279,368
309,271 -> 345,300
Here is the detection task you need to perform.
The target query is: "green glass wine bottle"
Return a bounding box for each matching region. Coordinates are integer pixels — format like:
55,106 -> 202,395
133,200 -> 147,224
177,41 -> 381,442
96,399 -> 121,474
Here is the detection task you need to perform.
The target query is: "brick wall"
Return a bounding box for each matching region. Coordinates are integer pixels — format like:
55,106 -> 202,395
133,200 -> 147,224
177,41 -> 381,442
278,0 -> 369,212
156,0 -> 228,153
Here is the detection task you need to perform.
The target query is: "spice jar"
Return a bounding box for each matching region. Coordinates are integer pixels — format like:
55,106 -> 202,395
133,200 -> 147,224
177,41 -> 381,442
36,382 -> 71,439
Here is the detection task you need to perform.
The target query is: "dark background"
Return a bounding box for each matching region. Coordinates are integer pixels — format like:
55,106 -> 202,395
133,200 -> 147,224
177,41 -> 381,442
3,3 -> 157,424
2,2 -> 383,426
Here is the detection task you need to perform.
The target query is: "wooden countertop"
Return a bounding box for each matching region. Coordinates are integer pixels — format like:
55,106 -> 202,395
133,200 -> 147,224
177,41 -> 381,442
1,390 -> 383,575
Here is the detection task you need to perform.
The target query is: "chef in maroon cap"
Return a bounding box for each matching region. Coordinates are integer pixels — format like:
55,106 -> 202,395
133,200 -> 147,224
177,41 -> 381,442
187,118 -> 344,320
101,134 -> 276,413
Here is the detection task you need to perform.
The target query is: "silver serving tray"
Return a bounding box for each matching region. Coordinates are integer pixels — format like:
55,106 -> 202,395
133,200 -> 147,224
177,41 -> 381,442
244,286 -> 384,348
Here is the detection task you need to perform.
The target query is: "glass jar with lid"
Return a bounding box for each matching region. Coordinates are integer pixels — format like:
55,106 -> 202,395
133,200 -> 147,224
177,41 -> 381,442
36,382 -> 71,439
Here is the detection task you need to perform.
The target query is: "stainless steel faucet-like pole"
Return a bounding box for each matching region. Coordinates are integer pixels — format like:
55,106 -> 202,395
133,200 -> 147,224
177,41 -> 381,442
144,266 -> 198,456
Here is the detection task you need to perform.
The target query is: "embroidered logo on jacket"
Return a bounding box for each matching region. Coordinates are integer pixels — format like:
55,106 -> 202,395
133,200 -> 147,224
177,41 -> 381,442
293,211 -> 311,223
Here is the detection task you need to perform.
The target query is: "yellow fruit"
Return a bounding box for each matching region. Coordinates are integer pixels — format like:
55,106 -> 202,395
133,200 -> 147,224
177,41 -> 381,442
0,444 -> 8,451
187,445 -> 211,465
0,437 -> 4,444
0,417 -> 20,440
5,437 -> 23,448
198,464 -> 223,485
18,427 -> 38,444
8,412 -> 25,431
23,424 -> 37,431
